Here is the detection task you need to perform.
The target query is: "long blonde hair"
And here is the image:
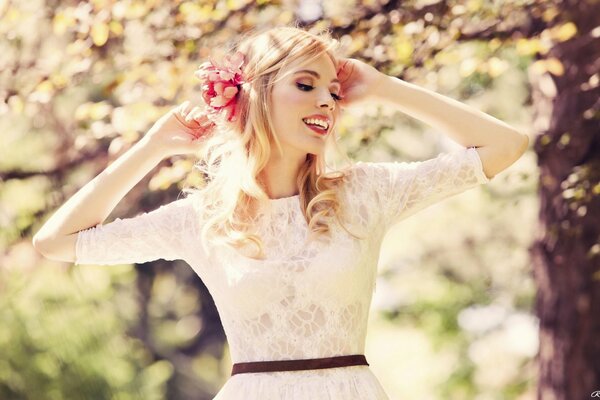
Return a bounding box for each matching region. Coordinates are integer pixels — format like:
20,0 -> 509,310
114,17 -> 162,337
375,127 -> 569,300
183,25 -> 363,260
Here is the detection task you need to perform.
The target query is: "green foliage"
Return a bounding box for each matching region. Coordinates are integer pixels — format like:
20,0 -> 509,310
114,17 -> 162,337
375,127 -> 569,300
0,265 -> 171,400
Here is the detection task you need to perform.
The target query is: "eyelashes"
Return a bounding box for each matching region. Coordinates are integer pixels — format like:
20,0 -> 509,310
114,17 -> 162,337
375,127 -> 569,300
296,83 -> 342,101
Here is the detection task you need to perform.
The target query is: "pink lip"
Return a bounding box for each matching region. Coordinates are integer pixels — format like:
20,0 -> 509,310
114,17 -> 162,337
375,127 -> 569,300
303,121 -> 328,136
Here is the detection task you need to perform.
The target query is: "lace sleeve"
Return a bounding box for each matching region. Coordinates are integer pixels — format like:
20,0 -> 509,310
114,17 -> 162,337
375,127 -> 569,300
75,196 -> 198,266
353,146 -> 491,232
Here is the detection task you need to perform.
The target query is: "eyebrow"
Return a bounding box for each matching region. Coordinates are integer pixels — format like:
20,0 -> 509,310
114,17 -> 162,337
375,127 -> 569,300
293,69 -> 340,85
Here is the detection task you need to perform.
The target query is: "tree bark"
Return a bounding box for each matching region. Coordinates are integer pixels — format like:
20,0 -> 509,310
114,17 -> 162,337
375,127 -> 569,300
529,1 -> 600,399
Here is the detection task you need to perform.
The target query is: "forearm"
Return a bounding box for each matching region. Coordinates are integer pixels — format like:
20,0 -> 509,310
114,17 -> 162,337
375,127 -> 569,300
33,137 -> 166,242
374,75 -> 527,149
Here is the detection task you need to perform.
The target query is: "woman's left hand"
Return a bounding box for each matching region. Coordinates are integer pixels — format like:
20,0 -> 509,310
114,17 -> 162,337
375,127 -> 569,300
335,57 -> 388,108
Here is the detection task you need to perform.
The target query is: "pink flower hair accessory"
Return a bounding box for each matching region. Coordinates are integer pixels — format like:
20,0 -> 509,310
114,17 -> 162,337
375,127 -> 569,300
194,51 -> 246,123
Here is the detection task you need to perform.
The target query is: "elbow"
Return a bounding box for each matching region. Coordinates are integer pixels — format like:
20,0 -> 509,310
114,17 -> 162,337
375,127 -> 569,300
32,232 -> 78,263
518,133 -> 529,153
32,234 -> 43,251
501,131 -> 529,159
513,133 -> 529,159
32,234 -> 51,257
477,132 -> 529,179
32,232 -> 58,258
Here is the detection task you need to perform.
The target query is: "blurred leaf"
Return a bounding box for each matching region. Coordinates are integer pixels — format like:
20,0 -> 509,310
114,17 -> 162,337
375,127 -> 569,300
91,21 -> 110,46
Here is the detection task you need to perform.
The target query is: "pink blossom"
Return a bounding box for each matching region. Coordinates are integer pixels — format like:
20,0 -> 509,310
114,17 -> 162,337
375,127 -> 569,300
194,51 -> 245,123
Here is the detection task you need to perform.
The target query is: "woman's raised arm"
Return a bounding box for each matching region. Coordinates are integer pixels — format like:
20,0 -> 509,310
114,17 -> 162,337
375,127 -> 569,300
32,101 -> 210,262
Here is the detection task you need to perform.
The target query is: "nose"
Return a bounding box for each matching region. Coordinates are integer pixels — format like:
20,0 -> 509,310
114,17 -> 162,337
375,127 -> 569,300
317,89 -> 335,111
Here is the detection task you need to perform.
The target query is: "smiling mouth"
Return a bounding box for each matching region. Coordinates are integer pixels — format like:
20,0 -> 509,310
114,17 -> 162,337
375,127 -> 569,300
302,120 -> 329,135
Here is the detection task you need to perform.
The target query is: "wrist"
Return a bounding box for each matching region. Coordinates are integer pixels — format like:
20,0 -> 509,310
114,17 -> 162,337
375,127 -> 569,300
136,136 -> 169,161
368,73 -> 391,100
374,74 -> 416,105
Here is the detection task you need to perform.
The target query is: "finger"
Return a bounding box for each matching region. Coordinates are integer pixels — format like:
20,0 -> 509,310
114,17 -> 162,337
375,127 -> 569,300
199,118 -> 214,128
178,100 -> 193,117
176,100 -> 190,111
188,108 -> 204,122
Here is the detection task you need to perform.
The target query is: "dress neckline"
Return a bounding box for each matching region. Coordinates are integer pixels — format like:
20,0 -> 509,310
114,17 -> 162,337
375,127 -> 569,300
268,194 -> 300,203
264,194 -> 300,213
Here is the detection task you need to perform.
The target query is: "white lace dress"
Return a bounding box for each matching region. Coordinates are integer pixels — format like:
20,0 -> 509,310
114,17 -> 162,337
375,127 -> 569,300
75,146 -> 491,399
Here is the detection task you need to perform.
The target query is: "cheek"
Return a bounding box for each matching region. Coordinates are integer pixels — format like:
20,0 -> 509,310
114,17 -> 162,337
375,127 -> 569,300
271,88 -> 307,132
287,89 -> 307,106
272,87 -> 307,116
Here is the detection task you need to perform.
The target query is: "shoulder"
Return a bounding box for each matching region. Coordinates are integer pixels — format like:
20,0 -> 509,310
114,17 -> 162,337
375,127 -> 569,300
330,162 -> 382,208
334,161 -> 374,184
158,193 -> 199,214
159,193 -> 204,226
337,160 -> 407,190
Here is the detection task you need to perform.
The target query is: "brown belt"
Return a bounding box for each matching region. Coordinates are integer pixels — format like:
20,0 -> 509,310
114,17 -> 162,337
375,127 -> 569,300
231,354 -> 369,376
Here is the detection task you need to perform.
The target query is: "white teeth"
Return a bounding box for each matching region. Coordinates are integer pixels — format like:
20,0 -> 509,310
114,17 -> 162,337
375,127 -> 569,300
303,118 -> 329,130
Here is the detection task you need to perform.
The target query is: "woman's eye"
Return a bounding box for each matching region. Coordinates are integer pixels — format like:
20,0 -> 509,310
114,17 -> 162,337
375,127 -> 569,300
296,83 -> 341,101
296,83 -> 312,91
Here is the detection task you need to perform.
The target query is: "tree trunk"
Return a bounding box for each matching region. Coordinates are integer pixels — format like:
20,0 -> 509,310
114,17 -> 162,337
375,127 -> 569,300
529,1 -> 600,399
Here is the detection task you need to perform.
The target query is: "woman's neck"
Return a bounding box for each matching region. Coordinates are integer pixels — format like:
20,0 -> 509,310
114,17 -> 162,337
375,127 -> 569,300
259,153 -> 306,199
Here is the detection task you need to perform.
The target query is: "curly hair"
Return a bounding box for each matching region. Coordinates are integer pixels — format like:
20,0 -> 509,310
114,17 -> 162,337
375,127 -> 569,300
183,24 -> 364,260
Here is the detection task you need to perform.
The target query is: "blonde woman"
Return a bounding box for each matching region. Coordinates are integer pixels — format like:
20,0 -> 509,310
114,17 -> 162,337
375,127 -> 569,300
33,25 -> 528,399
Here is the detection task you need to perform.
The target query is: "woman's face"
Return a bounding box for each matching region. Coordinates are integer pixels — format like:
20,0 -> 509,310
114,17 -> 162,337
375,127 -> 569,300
269,53 -> 341,158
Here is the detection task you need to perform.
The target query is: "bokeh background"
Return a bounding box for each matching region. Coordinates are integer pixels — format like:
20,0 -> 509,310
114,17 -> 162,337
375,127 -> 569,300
2,0 -> 599,399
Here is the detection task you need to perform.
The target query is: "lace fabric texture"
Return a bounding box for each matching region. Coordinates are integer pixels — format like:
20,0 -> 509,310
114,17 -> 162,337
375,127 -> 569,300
75,146 -> 491,400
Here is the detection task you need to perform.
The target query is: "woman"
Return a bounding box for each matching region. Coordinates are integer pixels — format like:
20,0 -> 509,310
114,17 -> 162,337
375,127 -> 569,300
33,26 -> 528,399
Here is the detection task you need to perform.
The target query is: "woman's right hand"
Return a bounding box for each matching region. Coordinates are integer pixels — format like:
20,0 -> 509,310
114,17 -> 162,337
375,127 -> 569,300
143,101 -> 216,157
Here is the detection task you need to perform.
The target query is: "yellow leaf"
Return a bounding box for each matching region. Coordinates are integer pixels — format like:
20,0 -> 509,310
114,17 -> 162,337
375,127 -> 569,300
466,0 -> 483,12
6,7 -> 20,22
8,96 -> 24,114
122,130 -> 140,143
424,58 -> 435,70
182,169 -> 206,190
542,7 -> 559,23
179,2 -> 212,23
91,22 -> 109,46
145,71 -> 159,85
125,1 -> 148,19
36,80 -> 54,94
515,38 -> 543,56
459,58 -> 478,77
552,22 -> 577,42
540,135 -> 551,146
149,166 -> 176,191
488,38 -> 502,51
487,57 -> 509,78
545,58 -> 565,76
75,102 -> 92,121
394,39 -> 414,65
226,0 -> 246,11
109,21 -> 124,36
50,73 -> 68,89
279,10 -> 293,23
559,132 -> 570,146
531,58 -> 564,77
91,0 -> 110,9
184,39 -> 196,54
53,11 -> 77,35
89,102 -> 112,120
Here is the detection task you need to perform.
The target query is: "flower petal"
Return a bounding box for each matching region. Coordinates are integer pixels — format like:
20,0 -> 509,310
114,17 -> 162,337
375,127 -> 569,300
222,86 -> 238,99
